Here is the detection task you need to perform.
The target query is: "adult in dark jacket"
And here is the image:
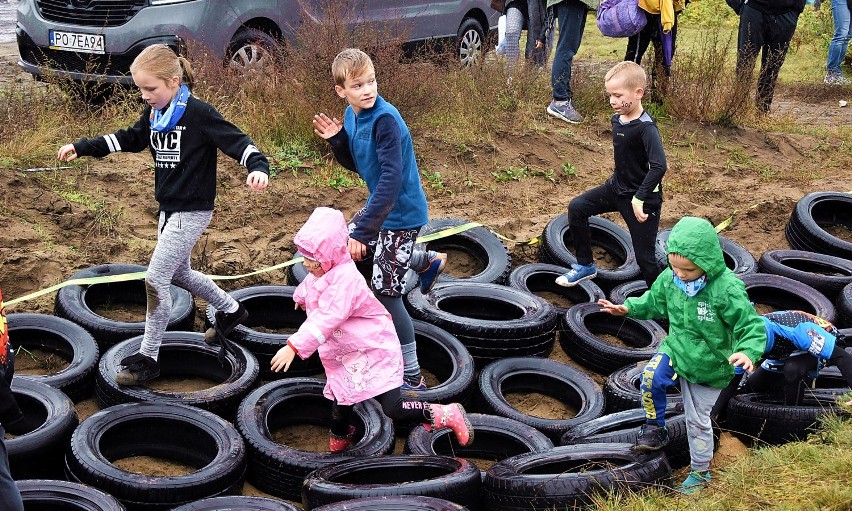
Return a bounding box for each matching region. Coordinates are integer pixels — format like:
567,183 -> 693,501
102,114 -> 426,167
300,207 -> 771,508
0,290 -> 26,511
735,0 -> 807,112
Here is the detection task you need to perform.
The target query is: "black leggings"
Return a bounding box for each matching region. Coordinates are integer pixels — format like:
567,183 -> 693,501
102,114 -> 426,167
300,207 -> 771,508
746,347 -> 852,405
330,387 -> 430,437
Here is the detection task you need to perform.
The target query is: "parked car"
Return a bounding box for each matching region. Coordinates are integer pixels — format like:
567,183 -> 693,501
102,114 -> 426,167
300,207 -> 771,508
15,0 -> 499,86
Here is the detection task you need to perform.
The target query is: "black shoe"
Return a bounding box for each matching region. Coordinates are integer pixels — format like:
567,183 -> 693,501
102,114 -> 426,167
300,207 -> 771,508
634,423 -> 669,452
204,302 -> 248,345
115,353 -> 160,386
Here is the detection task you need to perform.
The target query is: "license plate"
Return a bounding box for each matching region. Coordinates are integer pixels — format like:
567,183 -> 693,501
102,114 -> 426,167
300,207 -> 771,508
49,30 -> 105,54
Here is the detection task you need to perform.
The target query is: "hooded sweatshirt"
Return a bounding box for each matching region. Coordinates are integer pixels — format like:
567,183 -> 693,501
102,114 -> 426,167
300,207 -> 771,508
288,207 -> 403,405
623,217 -> 766,388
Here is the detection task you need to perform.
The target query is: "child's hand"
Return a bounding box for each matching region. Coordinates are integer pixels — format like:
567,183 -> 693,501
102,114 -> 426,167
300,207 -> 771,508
313,113 -> 342,140
246,171 -> 268,191
632,202 -> 648,223
597,298 -> 628,316
58,144 -> 77,162
535,40 -> 544,49
348,238 -> 368,262
271,345 -> 296,372
729,352 -> 754,373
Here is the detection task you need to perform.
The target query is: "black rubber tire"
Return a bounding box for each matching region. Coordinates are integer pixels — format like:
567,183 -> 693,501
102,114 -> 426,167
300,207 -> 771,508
404,413 -> 554,478
837,282 -> 852,328
302,455 -> 481,510
539,214 -> 641,293
405,282 -> 557,366
559,303 -> 666,375
17,479 -> 126,510
457,17 -> 486,67
607,281 -> 669,331
8,313 -> 99,403
96,332 -> 259,421
739,272 -> 836,323
65,402 -> 247,510
227,28 -> 284,72
603,362 -> 682,414
235,378 -> 395,501
507,263 -> 605,314
54,263 -> 195,350
757,249 -> 852,302
8,377 -> 78,480
205,285 -> 324,380
401,320 -> 476,407
726,389 -> 851,446
477,357 -> 605,441
312,495 -> 468,511
482,443 -> 671,510
419,217 -> 512,285
559,406 -> 690,469
785,191 -> 852,259
655,228 -> 757,276
171,496 -> 301,510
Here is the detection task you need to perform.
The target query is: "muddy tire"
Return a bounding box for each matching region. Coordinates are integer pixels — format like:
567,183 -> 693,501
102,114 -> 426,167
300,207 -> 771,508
785,191 -> 852,259
17,479 -> 126,510
507,263 -> 605,314
312,496 -> 468,511
171,496 -> 300,510
656,228 -> 757,276
8,377 -> 78,480
54,263 -> 195,350
65,402 -> 247,510
603,362 -> 682,414
401,320 -> 475,406
419,217 -> 512,285
477,357 -> 605,441
8,313 -> 99,403
406,282 -> 557,366
302,455 -> 481,510
559,303 -> 666,375
757,249 -> 852,302
96,332 -> 259,420
482,443 -> 671,510
404,413 -> 554,477
235,378 -> 395,501
540,214 -> 641,293
204,285 -> 323,379
740,272 -> 836,323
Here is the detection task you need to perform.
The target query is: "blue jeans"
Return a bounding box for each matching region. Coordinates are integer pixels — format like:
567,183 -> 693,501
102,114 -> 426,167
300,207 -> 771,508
551,0 -> 588,101
827,0 -> 852,74
0,427 -> 23,511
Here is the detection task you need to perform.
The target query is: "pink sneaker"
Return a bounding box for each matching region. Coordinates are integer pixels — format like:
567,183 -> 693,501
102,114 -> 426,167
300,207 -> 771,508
329,425 -> 356,452
425,403 -> 473,446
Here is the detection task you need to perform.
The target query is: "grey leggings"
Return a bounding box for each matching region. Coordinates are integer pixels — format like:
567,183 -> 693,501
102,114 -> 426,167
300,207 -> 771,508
140,210 -> 237,360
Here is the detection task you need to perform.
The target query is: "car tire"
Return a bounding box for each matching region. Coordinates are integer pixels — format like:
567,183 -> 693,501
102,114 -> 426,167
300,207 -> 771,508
456,17 -> 486,67
302,455 -> 481,510
8,313 -> 99,403
17,479 -> 126,510
785,191 -> 852,259
227,28 -> 284,72
401,320 -> 476,407
419,217 -> 512,286
312,496 -> 468,511
96,332 -> 260,421
757,249 -> 852,302
65,402 -> 247,509
477,357 -> 605,441
507,263 -> 605,315
603,362 -> 682,414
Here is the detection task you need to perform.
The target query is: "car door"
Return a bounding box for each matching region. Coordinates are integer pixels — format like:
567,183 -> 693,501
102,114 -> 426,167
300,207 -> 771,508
348,0 -> 438,44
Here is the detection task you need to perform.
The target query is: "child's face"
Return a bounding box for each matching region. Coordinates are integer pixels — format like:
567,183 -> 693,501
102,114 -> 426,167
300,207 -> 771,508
131,69 -> 180,111
335,68 -> 377,114
668,253 -> 705,282
303,257 -> 326,277
605,75 -> 643,117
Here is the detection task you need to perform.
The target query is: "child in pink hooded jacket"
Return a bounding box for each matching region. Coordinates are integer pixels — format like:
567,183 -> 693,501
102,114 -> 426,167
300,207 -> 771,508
271,207 -> 473,451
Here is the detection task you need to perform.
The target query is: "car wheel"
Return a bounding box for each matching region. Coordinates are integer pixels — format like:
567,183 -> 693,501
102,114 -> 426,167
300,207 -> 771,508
227,29 -> 284,72
456,17 -> 485,67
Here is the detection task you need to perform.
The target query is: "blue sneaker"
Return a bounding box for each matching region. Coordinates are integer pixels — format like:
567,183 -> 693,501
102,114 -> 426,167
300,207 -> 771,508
418,251 -> 446,294
546,99 -> 583,124
678,470 -> 711,494
401,375 -> 428,391
555,263 -> 597,287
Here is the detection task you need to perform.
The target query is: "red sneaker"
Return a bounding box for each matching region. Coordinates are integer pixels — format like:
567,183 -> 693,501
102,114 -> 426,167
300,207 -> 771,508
329,425 -> 356,453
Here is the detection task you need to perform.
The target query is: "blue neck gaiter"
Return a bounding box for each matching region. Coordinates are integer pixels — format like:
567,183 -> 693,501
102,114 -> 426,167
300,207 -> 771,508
150,84 -> 190,133
673,273 -> 707,297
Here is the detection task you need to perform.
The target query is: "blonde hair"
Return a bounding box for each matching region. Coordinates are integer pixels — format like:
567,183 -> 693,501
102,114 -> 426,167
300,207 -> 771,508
331,48 -> 374,87
130,44 -> 195,90
604,61 -> 646,91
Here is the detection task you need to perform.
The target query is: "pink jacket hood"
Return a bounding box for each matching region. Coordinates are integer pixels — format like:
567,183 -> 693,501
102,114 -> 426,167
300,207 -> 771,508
294,207 -> 352,273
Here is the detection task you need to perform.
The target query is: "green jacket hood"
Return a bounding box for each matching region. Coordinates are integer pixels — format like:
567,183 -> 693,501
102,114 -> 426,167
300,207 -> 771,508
665,216 -> 726,280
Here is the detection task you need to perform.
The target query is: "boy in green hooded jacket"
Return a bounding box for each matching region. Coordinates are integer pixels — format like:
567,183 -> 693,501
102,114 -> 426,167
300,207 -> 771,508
598,216 -> 766,494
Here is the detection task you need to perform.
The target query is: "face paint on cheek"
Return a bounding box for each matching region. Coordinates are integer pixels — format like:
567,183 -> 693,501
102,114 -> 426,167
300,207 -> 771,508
621,101 -> 632,108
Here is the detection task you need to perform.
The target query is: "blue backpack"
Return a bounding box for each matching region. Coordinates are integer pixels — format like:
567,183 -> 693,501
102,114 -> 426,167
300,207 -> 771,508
596,0 -> 647,38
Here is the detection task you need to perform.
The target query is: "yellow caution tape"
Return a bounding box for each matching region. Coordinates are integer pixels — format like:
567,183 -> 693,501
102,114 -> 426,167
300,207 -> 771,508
715,201 -> 765,233
7,221 -> 536,306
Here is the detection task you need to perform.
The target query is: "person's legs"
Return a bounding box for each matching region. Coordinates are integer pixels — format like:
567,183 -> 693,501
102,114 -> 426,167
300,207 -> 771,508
678,379 -> 721,494
0,430 -> 23,511
635,353 -> 678,451
377,388 -> 473,446
827,345 -> 852,387
567,184 -> 619,267
735,5 -> 765,96
782,353 -> 817,405
547,0 -> 587,122
624,15 -> 656,64
504,5 -> 525,68
755,11 -> 798,112
826,0 -> 852,79
329,400 -> 355,452
616,193 -> 662,287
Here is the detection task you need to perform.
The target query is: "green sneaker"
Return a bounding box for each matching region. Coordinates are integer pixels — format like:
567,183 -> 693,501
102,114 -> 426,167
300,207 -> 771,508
678,470 -> 711,495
